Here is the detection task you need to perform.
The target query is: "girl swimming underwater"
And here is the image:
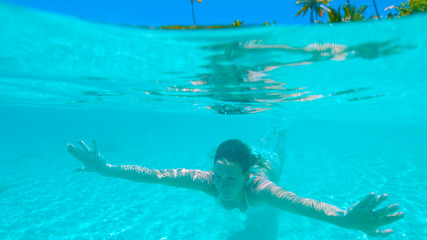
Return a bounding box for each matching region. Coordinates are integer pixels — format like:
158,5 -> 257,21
67,130 -> 403,237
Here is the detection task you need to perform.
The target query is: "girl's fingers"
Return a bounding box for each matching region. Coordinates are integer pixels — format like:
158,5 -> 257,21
375,204 -> 400,218
378,212 -> 405,225
367,229 -> 393,238
78,140 -> 91,153
356,192 -> 376,209
67,144 -> 86,163
378,229 -> 394,238
367,194 -> 388,209
92,140 -> 98,153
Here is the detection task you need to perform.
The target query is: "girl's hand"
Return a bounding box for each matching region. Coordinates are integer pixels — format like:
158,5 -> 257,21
67,140 -> 107,173
344,192 -> 404,237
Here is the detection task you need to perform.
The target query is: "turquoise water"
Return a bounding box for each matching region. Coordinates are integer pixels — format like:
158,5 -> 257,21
1,2 -> 426,239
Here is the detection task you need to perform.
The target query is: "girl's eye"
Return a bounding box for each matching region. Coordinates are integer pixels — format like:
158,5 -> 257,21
214,175 -> 222,179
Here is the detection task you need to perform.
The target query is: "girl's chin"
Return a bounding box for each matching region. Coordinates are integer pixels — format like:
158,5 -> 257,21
220,195 -> 233,201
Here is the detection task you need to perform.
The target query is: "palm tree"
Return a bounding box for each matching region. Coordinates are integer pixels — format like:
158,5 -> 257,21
322,2 -> 368,23
323,5 -> 343,23
296,0 -> 331,24
342,2 -> 368,22
372,0 -> 381,19
190,0 -> 202,26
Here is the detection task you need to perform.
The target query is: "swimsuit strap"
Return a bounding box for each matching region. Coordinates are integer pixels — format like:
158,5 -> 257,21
246,175 -> 257,187
244,175 -> 258,207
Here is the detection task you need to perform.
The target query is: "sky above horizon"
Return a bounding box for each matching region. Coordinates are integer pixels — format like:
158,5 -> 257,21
3,0 -> 403,26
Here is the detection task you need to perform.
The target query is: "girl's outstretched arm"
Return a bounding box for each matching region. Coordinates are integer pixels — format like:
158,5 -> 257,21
251,180 -> 404,237
67,140 -> 218,196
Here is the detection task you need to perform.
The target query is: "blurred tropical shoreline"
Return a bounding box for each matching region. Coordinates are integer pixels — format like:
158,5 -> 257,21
160,0 -> 426,29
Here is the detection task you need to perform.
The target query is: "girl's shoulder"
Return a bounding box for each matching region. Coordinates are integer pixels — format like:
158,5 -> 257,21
245,175 -> 273,207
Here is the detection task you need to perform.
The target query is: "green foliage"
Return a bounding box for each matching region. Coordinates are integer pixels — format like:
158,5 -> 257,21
263,21 -> 277,25
342,2 -> 368,21
322,2 -> 368,23
232,19 -> 244,26
296,0 -> 331,24
324,5 -> 343,23
160,20 -> 244,29
386,0 -> 426,16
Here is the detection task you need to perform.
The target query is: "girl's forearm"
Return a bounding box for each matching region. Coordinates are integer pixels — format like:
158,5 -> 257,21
100,164 -> 217,195
101,164 -> 164,183
281,194 -> 347,227
262,184 -> 348,227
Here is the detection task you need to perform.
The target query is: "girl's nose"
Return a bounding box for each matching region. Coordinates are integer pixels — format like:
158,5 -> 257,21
221,181 -> 231,190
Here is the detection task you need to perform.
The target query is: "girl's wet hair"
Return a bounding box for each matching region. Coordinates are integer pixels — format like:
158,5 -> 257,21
214,139 -> 259,172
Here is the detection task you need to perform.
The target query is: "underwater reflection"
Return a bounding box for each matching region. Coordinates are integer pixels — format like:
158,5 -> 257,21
239,40 -> 406,63
145,39 -> 408,115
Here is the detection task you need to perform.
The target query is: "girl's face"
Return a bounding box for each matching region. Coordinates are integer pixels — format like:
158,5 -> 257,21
213,158 -> 248,202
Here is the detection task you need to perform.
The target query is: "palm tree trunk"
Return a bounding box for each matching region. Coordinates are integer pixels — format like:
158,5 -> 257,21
372,0 -> 381,19
310,4 -> 315,24
315,5 -> 318,22
191,0 -> 197,26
